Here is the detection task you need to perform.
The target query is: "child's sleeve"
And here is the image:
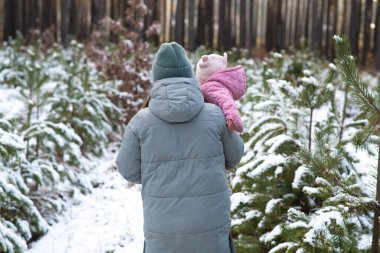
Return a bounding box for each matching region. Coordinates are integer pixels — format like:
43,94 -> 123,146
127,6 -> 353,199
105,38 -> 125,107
222,126 -> 244,169
115,116 -> 142,184
202,82 -> 244,132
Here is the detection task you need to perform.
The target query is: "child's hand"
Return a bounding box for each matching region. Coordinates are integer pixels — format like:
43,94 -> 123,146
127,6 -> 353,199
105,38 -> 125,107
227,120 -> 235,132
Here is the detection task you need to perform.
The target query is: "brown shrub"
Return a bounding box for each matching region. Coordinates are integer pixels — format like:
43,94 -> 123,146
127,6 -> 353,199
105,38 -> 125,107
86,0 -> 160,123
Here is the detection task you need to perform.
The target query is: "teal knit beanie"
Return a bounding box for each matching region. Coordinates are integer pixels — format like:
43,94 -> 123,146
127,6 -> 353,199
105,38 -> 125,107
152,42 -> 193,82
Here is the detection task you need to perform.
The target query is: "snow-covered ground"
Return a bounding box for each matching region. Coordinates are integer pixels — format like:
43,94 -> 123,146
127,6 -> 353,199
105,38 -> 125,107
28,150 -> 144,253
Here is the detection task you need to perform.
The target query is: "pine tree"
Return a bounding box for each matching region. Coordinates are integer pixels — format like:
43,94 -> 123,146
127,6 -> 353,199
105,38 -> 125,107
0,33 -> 124,252
334,35 -> 380,253
231,50 -> 373,252
0,118 -> 48,253
48,40 -> 120,156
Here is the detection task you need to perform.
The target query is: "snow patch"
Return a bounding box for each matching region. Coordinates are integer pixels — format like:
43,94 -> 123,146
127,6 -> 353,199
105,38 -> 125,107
304,210 -> 345,246
268,242 -> 298,253
265,199 -> 282,214
230,192 -> 253,211
28,151 -> 144,253
248,155 -> 285,178
292,166 -> 311,189
260,224 -> 282,244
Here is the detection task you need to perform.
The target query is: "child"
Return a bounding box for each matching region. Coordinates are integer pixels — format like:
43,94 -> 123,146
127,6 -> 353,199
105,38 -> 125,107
196,53 -> 246,133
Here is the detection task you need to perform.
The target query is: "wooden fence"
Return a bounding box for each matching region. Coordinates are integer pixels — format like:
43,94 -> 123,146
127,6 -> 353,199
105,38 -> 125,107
1,0 -> 380,68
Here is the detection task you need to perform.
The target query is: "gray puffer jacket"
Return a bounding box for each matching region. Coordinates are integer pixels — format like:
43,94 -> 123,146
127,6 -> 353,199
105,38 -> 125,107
116,77 -> 244,253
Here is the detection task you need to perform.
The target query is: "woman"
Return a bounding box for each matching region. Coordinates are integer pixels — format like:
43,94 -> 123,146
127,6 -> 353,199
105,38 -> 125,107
116,42 -> 244,253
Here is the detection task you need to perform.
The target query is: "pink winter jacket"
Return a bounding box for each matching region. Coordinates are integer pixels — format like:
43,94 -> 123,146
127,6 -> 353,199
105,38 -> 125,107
200,65 -> 246,133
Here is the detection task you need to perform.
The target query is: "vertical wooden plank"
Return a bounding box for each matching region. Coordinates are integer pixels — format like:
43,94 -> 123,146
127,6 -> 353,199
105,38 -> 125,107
332,0 -> 338,58
374,0 -> 379,54
37,0 -> 42,30
287,0 -> 293,48
230,0 -> 235,48
159,0 -> 164,43
145,0 -> 151,30
361,0 -> 372,65
161,0 -> 165,40
23,0 -> 28,34
248,0 -> 254,55
196,0 -> 205,47
206,0 -> 213,48
4,0 -> 10,39
30,0 -> 37,30
74,0 -> 79,38
78,0 -> 82,39
152,0 -> 159,45
151,0 -> 158,24
304,0 -> 310,48
16,0 -> 22,34
117,0 -> 123,21
294,0 -> 300,49
167,0 -> 174,41
145,0 -> 157,40
329,0 -> 338,59
56,0 -> 61,43
94,0 -> 104,26
350,0 -> 361,57
325,0 -> 331,58
188,0 -> 195,50
265,0 -> 274,51
217,0 -> 225,51
319,0 -> 325,55
169,0 -> 175,41
342,0 -> 348,34
43,0 -> 51,31
375,0 -> 380,68
279,0 -> 286,50
174,0 -> 185,44
255,0 -> 261,48
68,0 -> 75,37
239,0 -> 246,51
87,0 -> 91,38
61,0 -> 70,44
83,0 -> 88,39
275,0 -> 282,51
311,0 -> 318,51
105,0 -> 110,40
224,0 -> 231,49
42,0 -> 47,31
0,0 -> 4,41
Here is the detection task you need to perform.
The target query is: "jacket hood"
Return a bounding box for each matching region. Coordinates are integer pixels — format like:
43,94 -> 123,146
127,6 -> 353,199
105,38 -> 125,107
202,65 -> 246,100
149,77 -> 204,123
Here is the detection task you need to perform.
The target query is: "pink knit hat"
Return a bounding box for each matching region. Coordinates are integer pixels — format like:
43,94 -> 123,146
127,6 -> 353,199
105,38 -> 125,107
195,53 -> 228,84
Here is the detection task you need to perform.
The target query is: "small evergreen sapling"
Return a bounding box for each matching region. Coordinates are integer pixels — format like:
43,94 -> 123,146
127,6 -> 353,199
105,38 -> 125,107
48,41 -> 120,156
231,63 -> 304,252
0,34 -> 124,251
334,35 -> 380,253
232,52 -> 372,252
292,72 -> 334,150
0,119 -> 48,253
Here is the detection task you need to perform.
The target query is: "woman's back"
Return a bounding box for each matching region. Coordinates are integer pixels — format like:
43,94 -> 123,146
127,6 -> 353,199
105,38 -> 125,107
116,43 -> 244,253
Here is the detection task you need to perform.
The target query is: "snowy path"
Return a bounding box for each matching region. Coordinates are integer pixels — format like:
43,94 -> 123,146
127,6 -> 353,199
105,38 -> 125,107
28,151 -> 144,253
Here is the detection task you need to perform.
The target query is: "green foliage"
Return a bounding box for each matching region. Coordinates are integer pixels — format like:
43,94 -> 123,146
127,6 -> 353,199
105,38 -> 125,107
0,120 -> 48,253
47,41 -> 120,155
0,33 -> 125,252
231,50 -> 373,252
334,36 -> 380,125
334,35 -> 380,253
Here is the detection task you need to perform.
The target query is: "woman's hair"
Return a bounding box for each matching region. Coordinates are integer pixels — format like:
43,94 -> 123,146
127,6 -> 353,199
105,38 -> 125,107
141,94 -> 151,109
